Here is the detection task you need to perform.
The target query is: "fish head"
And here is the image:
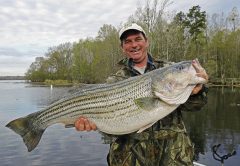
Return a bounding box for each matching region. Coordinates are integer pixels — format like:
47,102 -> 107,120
151,61 -> 207,104
152,61 -> 192,91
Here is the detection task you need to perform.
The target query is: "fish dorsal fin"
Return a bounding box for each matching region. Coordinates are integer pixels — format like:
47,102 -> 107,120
134,97 -> 161,111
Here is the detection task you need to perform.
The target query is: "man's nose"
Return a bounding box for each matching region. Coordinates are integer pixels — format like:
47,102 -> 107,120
131,41 -> 138,48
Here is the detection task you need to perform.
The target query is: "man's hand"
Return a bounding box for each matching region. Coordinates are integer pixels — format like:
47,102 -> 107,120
74,116 -> 97,131
191,59 -> 209,95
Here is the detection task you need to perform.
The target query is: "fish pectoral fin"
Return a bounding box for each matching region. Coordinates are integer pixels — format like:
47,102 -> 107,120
137,121 -> 158,133
134,97 -> 161,111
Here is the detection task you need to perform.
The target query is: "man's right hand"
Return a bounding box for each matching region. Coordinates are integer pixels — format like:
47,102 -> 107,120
74,116 -> 97,131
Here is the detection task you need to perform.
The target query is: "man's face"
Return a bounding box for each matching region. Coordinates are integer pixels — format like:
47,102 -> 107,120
121,32 -> 149,63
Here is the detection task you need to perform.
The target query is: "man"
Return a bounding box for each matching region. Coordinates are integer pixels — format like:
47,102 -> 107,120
75,23 -> 208,165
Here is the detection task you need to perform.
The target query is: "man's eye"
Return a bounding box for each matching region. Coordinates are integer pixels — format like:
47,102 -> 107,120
136,38 -> 143,41
124,40 -> 130,44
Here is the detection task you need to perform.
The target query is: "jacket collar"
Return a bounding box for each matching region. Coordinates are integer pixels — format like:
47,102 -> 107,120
127,53 -> 156,75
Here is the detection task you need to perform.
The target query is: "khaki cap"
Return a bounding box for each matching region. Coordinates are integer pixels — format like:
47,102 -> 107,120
119,23 -> 146,39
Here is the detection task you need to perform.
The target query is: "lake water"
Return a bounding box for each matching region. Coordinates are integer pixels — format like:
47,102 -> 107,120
0,80 -> 239,166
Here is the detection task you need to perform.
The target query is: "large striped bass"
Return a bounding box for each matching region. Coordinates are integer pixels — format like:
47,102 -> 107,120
6,60 -> 207,152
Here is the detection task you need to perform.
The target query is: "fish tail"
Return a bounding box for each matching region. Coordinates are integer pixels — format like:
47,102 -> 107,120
6,115 -> 45,152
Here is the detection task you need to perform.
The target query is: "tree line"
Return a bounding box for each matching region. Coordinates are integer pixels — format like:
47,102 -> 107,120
25,0 -> 240,83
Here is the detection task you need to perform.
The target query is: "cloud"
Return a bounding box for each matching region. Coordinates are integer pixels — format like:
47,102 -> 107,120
169,0 -> 240,14
0,55 -> 35,76
0,0 -> 140,49
0,0 -> 239,76
0,0 -> 141,76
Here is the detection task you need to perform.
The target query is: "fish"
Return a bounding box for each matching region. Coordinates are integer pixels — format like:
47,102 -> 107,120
6,60 -> 207,152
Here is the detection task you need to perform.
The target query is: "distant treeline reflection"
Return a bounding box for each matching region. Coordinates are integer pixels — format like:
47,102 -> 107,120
0,76 -> 25,80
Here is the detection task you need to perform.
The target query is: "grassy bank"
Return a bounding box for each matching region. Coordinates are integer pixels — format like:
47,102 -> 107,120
44,79 -> 73,86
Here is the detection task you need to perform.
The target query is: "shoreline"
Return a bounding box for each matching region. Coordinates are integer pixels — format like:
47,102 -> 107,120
1,78 -> 240,88
0,76 -> 25,80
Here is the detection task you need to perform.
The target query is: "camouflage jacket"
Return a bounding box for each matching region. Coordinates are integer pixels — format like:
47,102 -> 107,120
107,54 -> 208,166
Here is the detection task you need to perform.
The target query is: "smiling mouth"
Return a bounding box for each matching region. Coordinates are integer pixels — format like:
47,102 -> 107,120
130,49 -> 140,54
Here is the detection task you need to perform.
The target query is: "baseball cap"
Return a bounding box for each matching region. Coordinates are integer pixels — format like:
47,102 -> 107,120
119,23 -> 146,39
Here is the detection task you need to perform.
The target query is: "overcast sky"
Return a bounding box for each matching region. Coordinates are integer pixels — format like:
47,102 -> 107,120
0,0 -> 239,76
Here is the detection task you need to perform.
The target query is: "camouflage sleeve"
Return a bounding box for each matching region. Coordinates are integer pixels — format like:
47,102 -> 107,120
180,85 -> 208,112
106,68 -> 130,84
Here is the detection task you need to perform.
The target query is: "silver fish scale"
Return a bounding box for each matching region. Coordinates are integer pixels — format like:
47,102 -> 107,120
87,77 -> 153,134
35,75 -> 153,130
